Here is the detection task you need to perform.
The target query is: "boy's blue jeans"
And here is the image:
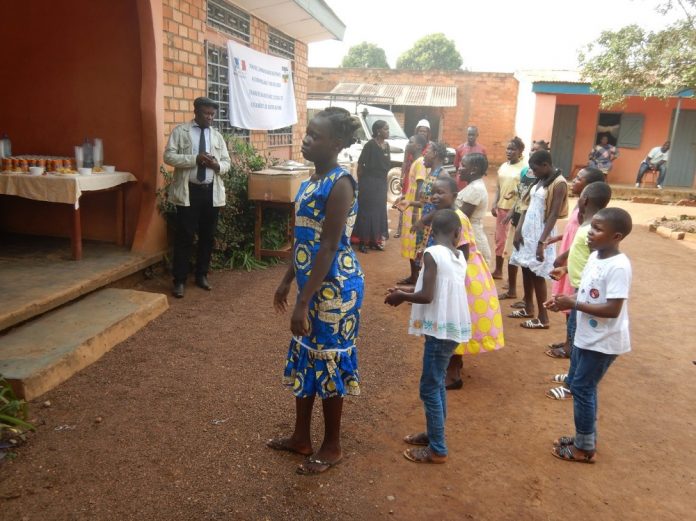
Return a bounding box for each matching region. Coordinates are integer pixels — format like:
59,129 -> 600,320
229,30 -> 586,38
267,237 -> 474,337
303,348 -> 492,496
420,335 -> 458,456
568,346 -> 617,452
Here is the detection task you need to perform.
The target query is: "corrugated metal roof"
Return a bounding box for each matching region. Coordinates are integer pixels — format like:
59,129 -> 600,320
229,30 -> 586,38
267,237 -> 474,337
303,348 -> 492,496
331,83 -> 458,107
514,69 -> 585,84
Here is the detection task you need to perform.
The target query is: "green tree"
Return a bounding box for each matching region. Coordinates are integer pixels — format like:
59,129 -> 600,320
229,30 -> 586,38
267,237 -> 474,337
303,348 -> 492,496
578,1 -> 696,107
396,33 -> 463,71
341,42 -> 389,68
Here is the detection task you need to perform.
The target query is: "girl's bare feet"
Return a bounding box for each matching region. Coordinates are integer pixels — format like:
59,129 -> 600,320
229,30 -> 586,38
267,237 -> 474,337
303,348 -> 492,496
266,436 -> 313,456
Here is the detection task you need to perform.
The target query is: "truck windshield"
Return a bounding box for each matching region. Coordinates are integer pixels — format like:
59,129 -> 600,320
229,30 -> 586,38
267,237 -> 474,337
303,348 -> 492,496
365,114 -> 407,139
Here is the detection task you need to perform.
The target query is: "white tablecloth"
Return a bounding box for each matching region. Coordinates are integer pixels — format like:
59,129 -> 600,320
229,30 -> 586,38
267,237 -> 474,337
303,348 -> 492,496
0,171 -> 136,208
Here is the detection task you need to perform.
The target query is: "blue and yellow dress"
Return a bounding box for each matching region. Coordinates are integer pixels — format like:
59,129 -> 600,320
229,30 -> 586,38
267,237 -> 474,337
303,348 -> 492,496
283,166 -> 365,398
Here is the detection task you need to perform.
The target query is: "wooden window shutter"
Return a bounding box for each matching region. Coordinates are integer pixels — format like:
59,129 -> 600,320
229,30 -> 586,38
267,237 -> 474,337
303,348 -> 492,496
617,114 -> 645,148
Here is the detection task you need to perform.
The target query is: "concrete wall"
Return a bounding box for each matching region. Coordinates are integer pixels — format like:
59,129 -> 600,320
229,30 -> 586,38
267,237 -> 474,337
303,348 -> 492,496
308,67 -> 519,165
0,0 -> 150,245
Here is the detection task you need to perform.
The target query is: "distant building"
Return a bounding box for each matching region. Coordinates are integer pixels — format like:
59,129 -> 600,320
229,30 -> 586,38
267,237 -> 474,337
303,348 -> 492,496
308,67 -> 518,166
515,70 -> 696,188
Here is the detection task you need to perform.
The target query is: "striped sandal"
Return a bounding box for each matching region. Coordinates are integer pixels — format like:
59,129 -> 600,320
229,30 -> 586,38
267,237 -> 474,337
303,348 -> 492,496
545,386 -> 572,400
553,436 -> 575,447
551,444 -> 595,463
508,309 -> 532,319
550,373 -> 568,384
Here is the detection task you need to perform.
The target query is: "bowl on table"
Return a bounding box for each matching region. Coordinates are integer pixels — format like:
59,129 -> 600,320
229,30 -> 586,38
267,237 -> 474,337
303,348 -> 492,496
78,167 -> 92,176
29,166 -> 45,176
103,165 -> 116,173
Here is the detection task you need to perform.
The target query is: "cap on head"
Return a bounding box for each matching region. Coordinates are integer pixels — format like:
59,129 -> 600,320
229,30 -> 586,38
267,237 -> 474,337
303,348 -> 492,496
416,119 -> 431,129
193,97 -> 219,110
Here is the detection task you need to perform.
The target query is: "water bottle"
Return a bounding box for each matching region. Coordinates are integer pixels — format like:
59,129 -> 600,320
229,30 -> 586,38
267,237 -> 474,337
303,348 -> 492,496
82,138 -> 94,168
0,134 -> 10,158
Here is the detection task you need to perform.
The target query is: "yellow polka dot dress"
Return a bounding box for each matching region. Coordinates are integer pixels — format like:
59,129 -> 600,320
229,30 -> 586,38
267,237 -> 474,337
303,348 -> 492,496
455,210 -> 505,355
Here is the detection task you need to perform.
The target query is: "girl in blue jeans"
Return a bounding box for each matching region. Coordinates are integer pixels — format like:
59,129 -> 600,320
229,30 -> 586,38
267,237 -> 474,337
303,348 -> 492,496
385,209 -> 472,463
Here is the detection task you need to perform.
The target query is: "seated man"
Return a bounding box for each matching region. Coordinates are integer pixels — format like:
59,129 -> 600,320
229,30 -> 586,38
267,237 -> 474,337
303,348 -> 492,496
635,140 -> 670,188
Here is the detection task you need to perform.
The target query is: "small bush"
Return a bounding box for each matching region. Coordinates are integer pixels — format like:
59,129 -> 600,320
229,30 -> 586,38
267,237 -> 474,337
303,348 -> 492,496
0,376 -> 34,434
157,138 -> 290,271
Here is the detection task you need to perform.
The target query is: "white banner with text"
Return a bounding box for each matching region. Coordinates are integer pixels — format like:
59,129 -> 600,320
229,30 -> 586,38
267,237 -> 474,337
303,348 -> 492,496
227,40 -> 297,130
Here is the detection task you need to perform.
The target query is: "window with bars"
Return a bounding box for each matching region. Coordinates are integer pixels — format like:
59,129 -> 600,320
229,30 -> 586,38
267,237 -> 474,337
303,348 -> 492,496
207,0 -> 250,42
205,41 -> 249,140
267,28 -> 295,146
268,27 -> 295,60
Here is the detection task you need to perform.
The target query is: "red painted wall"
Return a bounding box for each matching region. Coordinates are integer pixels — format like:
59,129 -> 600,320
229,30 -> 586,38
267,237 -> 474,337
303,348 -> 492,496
0,0 -> 144,242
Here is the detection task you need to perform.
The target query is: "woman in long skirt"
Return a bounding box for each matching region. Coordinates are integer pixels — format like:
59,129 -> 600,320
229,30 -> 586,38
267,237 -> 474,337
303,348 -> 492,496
353,120 -> 391,253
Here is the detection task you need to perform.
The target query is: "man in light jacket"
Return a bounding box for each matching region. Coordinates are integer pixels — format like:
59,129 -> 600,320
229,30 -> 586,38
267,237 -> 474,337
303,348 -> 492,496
164,97 -> 231,298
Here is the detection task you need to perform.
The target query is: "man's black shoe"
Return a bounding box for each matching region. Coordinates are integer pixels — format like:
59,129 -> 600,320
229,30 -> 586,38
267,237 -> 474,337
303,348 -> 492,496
196,276 -> 212,291
172,282 -> 185,298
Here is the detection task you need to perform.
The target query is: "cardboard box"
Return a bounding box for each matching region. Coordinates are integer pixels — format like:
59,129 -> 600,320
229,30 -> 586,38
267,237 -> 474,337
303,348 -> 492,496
248,168 -> 310,202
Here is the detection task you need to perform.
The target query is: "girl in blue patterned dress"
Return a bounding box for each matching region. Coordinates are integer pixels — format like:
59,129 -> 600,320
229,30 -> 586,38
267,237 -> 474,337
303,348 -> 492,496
410,142 -> 447,268
268,107 -> 364,475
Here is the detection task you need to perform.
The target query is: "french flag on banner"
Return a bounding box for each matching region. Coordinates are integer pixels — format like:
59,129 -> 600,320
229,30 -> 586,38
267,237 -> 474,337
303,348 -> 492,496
227,40 -> 297,130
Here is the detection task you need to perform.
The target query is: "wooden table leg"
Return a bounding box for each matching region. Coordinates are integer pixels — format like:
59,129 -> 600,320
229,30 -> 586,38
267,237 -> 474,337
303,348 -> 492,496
115,187 -> 125,246
71,205 -> 82,260
254,203 -> 262,260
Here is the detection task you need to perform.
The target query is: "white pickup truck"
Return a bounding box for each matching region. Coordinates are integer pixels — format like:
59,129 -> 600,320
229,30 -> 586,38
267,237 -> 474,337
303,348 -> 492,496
307,98 -> 455,200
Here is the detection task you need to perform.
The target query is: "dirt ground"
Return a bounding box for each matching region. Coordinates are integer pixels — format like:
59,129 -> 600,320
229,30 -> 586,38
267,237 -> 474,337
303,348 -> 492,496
2,201 -> 696,521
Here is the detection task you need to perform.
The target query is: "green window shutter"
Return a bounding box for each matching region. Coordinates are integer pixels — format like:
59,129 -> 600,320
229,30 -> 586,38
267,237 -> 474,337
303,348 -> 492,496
617,114 -> 644,148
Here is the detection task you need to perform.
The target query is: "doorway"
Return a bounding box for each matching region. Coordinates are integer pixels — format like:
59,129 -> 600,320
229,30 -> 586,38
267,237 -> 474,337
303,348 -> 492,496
666,109 -> 696,187
404,107 -> 441,141
551,105 -> 578,178
594,112 -> 621,146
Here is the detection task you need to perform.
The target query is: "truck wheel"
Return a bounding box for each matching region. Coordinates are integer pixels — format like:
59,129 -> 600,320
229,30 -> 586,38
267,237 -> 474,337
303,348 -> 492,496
388,168 -> 402,202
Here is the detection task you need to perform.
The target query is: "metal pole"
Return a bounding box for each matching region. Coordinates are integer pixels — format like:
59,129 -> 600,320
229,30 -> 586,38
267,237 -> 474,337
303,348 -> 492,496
670,96 -> 682,142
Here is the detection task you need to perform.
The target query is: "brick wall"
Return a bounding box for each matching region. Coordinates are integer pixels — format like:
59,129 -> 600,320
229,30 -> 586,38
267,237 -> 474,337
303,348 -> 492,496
161,0 -> 308,160
162,0 -> 207,139
309,67 -> 519,165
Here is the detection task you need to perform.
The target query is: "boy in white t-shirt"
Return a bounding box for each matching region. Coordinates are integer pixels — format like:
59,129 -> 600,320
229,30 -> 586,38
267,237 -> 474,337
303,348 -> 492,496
544,207 -> 633,463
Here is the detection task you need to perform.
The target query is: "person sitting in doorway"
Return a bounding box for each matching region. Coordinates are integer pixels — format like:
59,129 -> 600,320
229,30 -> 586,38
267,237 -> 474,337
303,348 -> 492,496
635,141 -> 670,189
587,133 -> 618,180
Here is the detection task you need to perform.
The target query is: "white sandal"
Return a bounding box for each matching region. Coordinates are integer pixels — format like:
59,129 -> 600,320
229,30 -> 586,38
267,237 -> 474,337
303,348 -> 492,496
550,373 -> 568,384
545,386 -> 572,400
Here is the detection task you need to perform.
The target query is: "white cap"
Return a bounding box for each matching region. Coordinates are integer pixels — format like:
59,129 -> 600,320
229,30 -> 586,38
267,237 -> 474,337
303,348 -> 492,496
416,119 -> 430,129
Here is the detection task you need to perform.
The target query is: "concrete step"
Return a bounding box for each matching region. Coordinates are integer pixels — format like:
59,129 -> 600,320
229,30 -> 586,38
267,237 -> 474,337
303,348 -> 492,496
0,288 -> 168,400
0,237 -> 163,332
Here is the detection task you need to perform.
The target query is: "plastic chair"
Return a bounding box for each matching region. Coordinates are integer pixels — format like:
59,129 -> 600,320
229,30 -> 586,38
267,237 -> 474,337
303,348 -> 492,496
641,166 -> 658,188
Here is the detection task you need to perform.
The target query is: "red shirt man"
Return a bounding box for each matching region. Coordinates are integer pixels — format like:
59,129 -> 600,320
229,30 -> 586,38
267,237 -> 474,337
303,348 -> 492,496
454,126 -> 487,169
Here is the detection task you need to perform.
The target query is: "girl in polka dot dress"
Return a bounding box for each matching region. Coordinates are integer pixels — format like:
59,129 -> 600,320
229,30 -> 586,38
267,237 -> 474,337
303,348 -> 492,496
425,176 -> 505,389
